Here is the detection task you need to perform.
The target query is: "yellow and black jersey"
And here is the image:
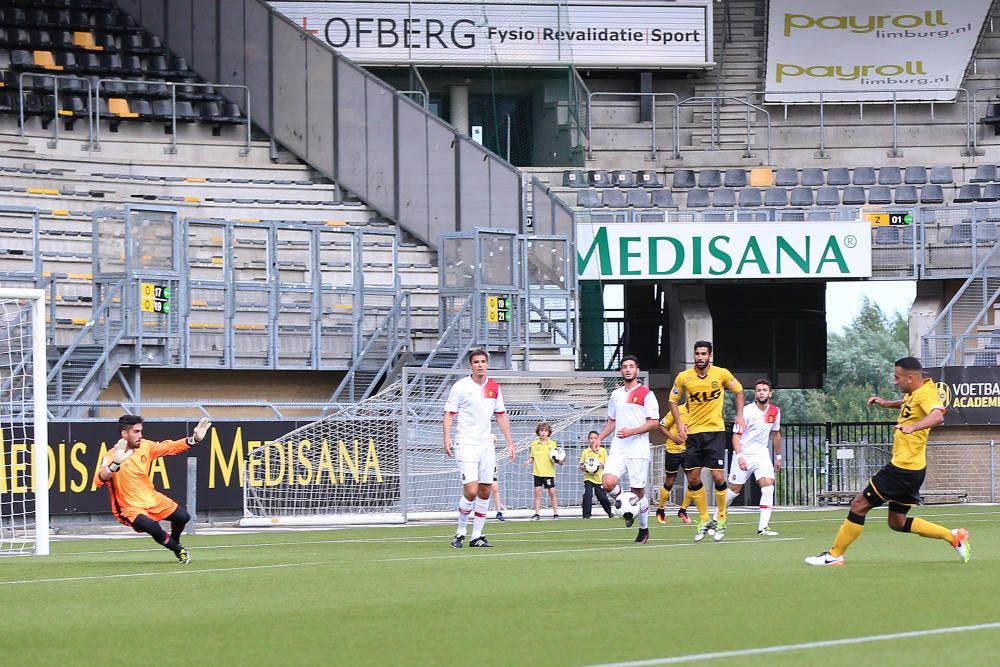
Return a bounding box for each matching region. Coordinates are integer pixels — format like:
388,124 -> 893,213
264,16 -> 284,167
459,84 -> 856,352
579,446 -> 607,484
892,378 -> 946,470
669,365 -> 742,434
659,404 -> 689,454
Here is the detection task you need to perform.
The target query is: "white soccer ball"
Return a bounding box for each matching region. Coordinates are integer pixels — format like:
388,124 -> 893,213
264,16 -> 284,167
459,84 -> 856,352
583,456 -> 601,474
613,492 -> 641,521
550,447 -> 566,463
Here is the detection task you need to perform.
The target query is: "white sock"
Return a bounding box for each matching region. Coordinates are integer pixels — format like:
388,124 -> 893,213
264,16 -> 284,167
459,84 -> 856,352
470,498 -> 490,539
456,496 -> 474,536
638,495 -> 649,529
759,486 -> 774,531
609,484 -> 621,498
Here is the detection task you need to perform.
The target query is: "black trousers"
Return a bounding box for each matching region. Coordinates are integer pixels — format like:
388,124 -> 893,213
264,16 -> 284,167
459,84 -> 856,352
583,480 -> 612,518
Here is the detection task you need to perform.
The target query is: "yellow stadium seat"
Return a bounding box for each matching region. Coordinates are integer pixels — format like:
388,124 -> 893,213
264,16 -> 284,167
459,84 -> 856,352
73,32 -> 103,51
108,98 -> 139,118
750,168 -> 775,187
33,51 -> 63,71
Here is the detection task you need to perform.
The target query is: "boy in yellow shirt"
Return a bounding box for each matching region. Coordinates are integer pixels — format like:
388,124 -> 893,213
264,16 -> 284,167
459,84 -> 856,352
525,422 -> 563,519
579,430 -> 612,518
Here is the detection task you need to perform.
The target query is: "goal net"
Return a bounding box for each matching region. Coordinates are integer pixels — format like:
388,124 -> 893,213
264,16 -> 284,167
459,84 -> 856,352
0,289 -> 48,555
241,368 -> 642,525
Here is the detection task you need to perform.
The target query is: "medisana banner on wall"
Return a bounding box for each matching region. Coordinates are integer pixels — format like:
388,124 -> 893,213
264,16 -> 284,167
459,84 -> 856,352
576,221 -> 872,280
269,0 -> 712,67
925,366 -> 1000,426
765,0 -> 991,103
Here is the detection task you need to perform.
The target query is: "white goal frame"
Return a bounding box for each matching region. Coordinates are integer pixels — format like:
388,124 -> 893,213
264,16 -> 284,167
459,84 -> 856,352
0,288 -> 49,556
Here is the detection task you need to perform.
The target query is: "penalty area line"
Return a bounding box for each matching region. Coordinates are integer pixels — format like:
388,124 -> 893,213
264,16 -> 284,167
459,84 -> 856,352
584,621 -> 1000,666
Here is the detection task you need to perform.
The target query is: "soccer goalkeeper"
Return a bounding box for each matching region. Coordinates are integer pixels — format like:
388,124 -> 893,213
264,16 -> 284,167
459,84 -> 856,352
96,415 -> 211,564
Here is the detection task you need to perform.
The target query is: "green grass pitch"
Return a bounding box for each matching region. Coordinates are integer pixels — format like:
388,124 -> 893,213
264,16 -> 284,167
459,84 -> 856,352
3,505 -> 997,666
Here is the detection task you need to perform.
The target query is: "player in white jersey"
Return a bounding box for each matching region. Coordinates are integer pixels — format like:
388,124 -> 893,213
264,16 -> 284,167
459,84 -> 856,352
443,349 -> 516,548
595,355 -> 661,544
712,379 -> 783,537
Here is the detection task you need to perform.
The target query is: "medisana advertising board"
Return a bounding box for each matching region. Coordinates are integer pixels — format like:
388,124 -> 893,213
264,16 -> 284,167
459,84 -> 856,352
576,221 -> 872,280
765,0 -> 991,103
270,0 -> 713,68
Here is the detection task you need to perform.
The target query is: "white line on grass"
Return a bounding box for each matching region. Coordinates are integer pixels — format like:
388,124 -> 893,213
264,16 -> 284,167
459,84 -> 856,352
0,537 -> 802,586
584,621 -> 1000,666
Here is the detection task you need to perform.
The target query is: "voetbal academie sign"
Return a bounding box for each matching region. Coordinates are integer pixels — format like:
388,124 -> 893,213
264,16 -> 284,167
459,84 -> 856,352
576,222 -> 872,280
270,1 -> 712,67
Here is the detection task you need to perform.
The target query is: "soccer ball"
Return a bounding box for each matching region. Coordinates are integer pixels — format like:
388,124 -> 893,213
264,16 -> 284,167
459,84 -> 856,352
613,492 -> 641,521
583,456 -> 601,474
550,447 -> 566,463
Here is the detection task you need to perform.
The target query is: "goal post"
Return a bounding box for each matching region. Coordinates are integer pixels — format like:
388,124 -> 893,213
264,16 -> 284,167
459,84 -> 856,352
240,368 -> 627,526
0,288 -> 49,556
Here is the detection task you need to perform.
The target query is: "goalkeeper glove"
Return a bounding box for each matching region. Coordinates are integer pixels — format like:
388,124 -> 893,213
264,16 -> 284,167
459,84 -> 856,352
108,438 -> 133,472
188,418 -> 212,445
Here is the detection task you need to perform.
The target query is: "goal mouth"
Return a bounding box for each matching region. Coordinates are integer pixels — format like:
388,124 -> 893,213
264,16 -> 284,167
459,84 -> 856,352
0,289 -> 49,556
241,368 -> 628,526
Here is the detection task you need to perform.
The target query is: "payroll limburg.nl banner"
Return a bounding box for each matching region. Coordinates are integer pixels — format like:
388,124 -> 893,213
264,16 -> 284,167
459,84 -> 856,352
576,221 -> 872,280
925,366 -> 1000,426
0,421 -> 395,515
765,0 -> 991,103
269,1 -> 712,67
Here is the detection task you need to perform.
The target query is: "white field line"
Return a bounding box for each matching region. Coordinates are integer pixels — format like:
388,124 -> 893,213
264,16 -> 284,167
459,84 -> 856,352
584,621 -> 1000,666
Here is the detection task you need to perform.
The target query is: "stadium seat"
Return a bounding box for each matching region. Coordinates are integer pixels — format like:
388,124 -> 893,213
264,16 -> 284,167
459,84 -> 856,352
920,185 -> 944,204
576,189 -> 601,207
894,185 -> 918,204
612,170 -> 636,188
587,170 -> 610,187
815,186 -> 840,206
878,167 -> 901,185
672,169 -> 695,189
651,190 -> 676,208
562,170 -> 586,187
636,170 -> 662,188
723,168 -> 747,188
712,188 -> 736,207
868,186 -> 892,205
826,167 -> 850,186
955,184 -> 981,203
852,167 -> 876,185
697,169 -> 721,188
904,166 -> 928,184
984,183 -> 1000,202
944,222 -> 972,243
602,189 -> 627,207
774,168 -> 797,187
763,187 -> 788,207
842,186 -> 866,205
73,31 -> 104,51
685,188 -> 710,208
738,187 -> 762,207
971,165 -> 998,183
977,222 -> 999,242
930,165 -> 954,184
789,187 -> 814,207
749,168 -> 774,187
627,189 -> 652,208
800,168 -> 824,186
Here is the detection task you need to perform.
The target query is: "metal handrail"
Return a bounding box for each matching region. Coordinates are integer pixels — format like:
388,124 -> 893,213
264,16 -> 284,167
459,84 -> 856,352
586,91 -> 680,159
570,65 -> 591,141
45,279 -> 124,386
672,96 -> 772,163
970,86 -> 1000,155
949,278 -> 1000,366
330,291 -> 411,402
398,90 -> 428,109
93,78 -> 251,154
422,293 -> 475,369
17,72 -> 94,148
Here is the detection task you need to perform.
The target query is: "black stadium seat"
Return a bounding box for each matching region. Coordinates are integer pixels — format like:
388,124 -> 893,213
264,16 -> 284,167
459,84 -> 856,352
723,168 -> 747,188
627,189 -> 651,208
971,165 -> 998,183
672,169 -> 695,189
878,167 -> 901,185
955,184 -> 981,203
764,187 -> 788,207
789,186 -> 814,207
576,189 -> 601,208
894,185 -> 918,204
738,187 -> 762,207
602,189 -> 626,208
685,188 -> 710,208
827,167 -> 850,185
816,186 -> 840,206
842,186 -> 866,206
611,170 -> 636,188
800,168 -> 823,187
868,186 -> 892,205
774,168 -> 797,187
636,170 -> 661,188
904,165 -> 928,184
651,190 -> 676,208
920,184 -> 944,204
712,188 -> 736,207
562,170 -> 585,187
852,166 -> 876,185
930,165 -> 954,184
587,170 -> 610,188
697,169 -> 721,188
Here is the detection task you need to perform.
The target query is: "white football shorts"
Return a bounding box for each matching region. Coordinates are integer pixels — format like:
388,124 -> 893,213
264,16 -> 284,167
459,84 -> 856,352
455,443 -> 496,485
603,449 -> 650,489
727,451 -> 775,486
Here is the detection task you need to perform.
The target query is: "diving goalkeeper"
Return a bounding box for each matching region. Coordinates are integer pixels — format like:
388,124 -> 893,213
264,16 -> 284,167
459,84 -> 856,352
96,415 -> 211,564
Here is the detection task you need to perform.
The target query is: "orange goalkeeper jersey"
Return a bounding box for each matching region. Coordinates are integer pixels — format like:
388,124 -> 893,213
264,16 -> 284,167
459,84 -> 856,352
96,437 -> 190,525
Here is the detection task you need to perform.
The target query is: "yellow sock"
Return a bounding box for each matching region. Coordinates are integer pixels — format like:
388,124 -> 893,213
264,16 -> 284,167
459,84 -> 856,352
830,519 -> 864,557
909,517 -> 954,542
715,488 -> 729,522
680,489 -> 692,510
658,485 -> 669,510
691,486 -> 709,522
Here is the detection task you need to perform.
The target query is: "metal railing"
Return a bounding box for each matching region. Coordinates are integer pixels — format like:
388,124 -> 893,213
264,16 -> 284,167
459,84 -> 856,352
673,96 -> 772,163
17,72 -> 94,148
330,291 -> 412,403
586,91 -> 679,160
93,78 -> 251,154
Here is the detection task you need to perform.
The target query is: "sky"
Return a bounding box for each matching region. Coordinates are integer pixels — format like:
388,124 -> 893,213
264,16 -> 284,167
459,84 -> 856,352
826,280 -> 916,334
